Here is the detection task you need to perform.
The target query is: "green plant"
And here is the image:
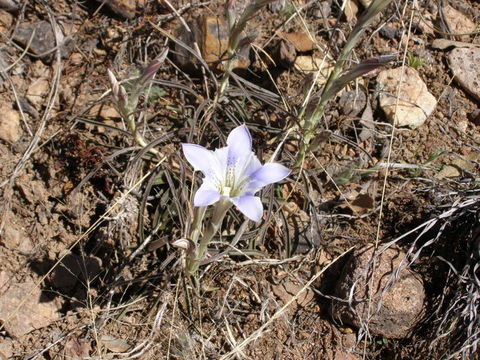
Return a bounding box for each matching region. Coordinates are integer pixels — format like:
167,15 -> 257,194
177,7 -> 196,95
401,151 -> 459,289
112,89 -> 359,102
407,53 -> 425,68
294,0 -> 395,168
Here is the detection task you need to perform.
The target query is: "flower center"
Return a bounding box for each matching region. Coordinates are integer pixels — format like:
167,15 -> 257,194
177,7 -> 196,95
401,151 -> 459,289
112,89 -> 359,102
222,186 -> 232,197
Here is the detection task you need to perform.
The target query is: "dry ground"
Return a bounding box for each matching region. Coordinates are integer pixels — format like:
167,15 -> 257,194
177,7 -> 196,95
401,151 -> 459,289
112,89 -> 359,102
0,0 -> 479,359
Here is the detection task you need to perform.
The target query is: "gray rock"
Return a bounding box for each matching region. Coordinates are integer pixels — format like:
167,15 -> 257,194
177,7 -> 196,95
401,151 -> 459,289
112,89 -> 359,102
331,244 -> 425,338
339,90 -> 366,117
448,47 -> 480,102
0,0 -> 18,11
311,1 -> 332,19
13,21 -> 56,57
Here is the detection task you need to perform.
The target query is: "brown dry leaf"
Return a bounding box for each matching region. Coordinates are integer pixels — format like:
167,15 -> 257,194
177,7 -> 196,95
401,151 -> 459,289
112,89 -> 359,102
279,31 -> 316,52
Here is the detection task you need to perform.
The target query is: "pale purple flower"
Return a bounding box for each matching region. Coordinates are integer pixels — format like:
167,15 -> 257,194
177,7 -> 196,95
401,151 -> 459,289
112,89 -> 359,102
182,125 -> 290,222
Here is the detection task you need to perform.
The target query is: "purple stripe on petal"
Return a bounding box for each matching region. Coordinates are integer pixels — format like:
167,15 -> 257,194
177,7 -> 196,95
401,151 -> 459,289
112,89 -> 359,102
250,163 -> 290,188
231,195 -> 263,222
182,143 -> 213,174
226,125 -> 252,164
194,183 -> 221,206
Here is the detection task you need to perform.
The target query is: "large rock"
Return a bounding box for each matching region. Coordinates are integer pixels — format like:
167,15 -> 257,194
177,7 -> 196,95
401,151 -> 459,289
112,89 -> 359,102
331,244 -> 425,338
0,278 -> 59,337
376,67 -> 437,128
441,5 -> 476,42
448,47 -> 480,102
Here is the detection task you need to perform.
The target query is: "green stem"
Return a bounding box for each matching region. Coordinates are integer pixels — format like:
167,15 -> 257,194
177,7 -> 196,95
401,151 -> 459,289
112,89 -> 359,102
186,199 -> 232,274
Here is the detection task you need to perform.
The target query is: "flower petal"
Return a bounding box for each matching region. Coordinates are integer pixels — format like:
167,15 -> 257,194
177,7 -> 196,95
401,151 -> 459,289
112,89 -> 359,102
231,195 -> 263,222
182,143 -> 213,174
194,182 -> 221,206
226,125 -> 252,162
250,163 -> 290,189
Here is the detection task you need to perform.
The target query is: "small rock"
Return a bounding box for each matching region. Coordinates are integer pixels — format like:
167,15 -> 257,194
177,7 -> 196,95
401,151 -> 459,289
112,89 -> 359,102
96,0 -> 146,19
271,280 -> 315,310
334,350 -> 361,360
294,55 -> 334,86
376,67 -> 437,128
0,337 -> 14,359
279,31 -> 316,52
63,336 -> 90,359
0,0 -> 18,11
268,0 -> 285,12
448,47 -> 480,102
435,152 -> 480,179
379,24 -> 399,40
50,252 -> 102,291
0,216 -> 33,252
265,38 -> 296,68
89,104 -> 121,119
311,1 -> 331,19
414,10 -> 435,36
331,245 -> 425,338
13,21 -> 56,58
0,9 -> 12,32
441,5 -> 476,42
175,15 -> 250,72
100,335 -> 131,352
201,16 -> 250,71
0,108 -> 21,142
26,78 -> 50,108
339,90 -> 366,116
468,109 -> 480,125
0,278 -> 59,337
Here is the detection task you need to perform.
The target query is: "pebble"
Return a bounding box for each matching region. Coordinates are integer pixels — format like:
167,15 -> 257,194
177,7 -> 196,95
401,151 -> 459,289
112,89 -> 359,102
95,0 -> 146,19
0,107 -> 21,142
331,244 -> 425,338
376,67 -> 437,128
0,0 -> 18,11
26,78 -> 50,108
339,90 -> 366,116
311,1 -> 331,19
448,47 -> 480,102
0,9 -> 12,32
294,56 -> 334,86
175,15 -> 250,71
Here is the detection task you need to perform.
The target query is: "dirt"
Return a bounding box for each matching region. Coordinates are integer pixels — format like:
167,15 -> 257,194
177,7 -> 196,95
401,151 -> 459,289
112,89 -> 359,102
0,0 -> 479,359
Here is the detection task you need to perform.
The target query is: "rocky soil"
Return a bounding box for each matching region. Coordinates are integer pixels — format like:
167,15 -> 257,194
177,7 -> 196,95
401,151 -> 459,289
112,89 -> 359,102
0,0 -> 479,359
